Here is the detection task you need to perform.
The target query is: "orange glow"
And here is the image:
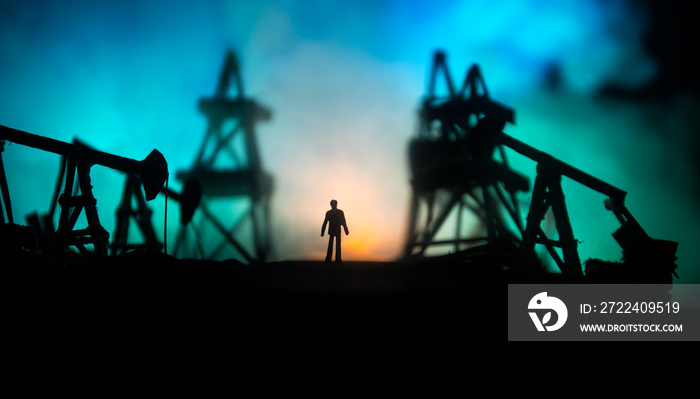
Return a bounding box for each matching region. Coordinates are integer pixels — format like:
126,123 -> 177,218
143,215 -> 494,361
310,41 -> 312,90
342,227 -> 376,260
269,150 -> 409,262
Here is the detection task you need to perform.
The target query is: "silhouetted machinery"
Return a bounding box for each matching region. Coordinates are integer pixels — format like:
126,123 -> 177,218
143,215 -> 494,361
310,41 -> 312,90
404,51 -> 527,262
110,173 -> 201,256
404,51 -> 679,283
17,137 -> 197,258
0,124 -> 168,262
474,115 -> 679,282
57,139 -> 202,256
174,49 -> 273,263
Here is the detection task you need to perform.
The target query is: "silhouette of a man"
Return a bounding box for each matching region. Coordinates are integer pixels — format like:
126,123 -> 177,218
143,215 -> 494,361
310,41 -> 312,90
321,199 -> 349,263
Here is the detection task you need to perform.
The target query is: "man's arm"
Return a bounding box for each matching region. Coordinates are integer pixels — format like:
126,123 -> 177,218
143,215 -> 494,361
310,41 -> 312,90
321,214 -> 328,237
341,211 -> 349,235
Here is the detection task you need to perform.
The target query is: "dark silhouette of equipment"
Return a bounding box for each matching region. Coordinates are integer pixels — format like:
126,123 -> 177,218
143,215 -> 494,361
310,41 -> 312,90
110,175 -> 202,256
23,138 -> 200,258
105,142 -> 202,256
403,50 -> 678,283
471,115 -> 679,282
1,139 -> 39,253
111,173 -> 163,255
174,49 -> 273,263
403,51 -> 527,261
0,140 -> 13,224
0,124 -> 168,262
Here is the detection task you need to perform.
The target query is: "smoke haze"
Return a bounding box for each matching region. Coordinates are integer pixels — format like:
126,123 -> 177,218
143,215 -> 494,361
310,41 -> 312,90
1,0 -> 698,282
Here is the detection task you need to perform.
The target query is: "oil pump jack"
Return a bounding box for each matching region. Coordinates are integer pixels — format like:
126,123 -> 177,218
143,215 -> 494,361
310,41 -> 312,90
109,173 -> 201,256
404,51 -> 678,283
49,138 -> 201,256
0,124 -> 168,263
470,115 -> 679,282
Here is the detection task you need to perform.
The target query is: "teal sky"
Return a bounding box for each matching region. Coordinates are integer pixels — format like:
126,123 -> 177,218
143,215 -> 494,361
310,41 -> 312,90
1,0 -> 698,282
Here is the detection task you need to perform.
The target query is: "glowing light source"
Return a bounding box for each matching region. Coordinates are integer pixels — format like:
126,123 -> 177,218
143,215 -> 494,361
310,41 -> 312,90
0,0 -> 697,282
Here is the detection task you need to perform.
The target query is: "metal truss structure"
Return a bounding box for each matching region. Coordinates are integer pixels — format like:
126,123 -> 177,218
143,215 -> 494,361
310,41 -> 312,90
403,51 -> 527,262
403,50 -> 678,283
1,125 -> 168,263
174,50 -> 273,263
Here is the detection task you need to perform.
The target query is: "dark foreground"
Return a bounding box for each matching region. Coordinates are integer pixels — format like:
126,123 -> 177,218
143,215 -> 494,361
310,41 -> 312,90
7,250 -> 532,350
8,249 -> 669,357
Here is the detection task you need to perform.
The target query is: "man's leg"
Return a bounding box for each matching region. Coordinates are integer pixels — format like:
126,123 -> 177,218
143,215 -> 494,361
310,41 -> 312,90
335,234 -> 342,262
325,235 -> 334,263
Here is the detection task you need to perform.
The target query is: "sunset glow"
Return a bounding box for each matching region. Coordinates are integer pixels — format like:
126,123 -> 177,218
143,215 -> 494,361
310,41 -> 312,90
1,0 -> 698,282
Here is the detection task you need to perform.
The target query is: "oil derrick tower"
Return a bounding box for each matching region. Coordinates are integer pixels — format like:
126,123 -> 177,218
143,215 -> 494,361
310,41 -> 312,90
403,51 -> 528,262
174,50 -> 273,263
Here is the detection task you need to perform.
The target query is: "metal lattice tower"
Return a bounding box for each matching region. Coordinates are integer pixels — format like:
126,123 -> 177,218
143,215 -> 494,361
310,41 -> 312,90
174,50 -> 273,263
403,51 -> 528,261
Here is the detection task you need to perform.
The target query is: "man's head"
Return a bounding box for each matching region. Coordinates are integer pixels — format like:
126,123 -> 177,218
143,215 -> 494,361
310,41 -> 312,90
330,199 -> 337,209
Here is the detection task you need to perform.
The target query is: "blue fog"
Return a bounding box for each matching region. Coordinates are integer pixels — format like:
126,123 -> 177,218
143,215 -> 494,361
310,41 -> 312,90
1,0 -> 698,282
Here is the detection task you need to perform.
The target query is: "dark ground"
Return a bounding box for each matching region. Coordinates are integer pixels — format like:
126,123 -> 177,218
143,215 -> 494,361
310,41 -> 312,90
6,249 -> 531,351
5,248 -> 681,363
4,249 -> 683,393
